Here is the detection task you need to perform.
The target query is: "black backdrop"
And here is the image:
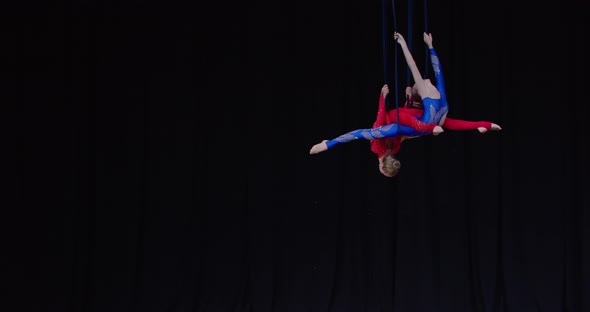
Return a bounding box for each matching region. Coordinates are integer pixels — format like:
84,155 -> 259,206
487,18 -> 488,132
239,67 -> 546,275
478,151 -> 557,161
10,0 -> 590,311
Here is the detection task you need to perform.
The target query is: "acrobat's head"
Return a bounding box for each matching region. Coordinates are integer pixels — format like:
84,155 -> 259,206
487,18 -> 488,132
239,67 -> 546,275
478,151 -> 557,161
408,85 -> 423,109
409,98 -> 423,109
379,154 -> 401,177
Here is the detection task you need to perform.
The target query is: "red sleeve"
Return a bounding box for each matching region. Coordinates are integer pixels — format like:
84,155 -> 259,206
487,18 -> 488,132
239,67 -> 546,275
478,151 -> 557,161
373,93 -> 388,128
442,118 -> 491,130
370,93 -> 390,157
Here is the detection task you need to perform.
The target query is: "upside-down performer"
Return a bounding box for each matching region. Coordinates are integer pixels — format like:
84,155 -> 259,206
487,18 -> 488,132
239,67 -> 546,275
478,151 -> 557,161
309,32 -> 501,177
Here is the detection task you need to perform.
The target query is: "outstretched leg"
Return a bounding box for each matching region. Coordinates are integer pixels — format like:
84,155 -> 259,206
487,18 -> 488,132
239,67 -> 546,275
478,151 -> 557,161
309,124 -> 403,155
442,118 -> 502,133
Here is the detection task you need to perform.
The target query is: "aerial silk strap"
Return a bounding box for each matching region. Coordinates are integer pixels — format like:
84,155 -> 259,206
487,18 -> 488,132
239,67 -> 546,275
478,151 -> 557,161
423,0 -> 430,79
391,0 -> 400,128
407,0 -> 413,89
381,0 -> 389,108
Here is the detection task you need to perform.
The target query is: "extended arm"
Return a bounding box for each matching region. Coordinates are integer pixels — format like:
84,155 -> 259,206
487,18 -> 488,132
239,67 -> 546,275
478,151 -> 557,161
371,85 -> 392,158
394,32 -> 427,95
373,85 -> 390,128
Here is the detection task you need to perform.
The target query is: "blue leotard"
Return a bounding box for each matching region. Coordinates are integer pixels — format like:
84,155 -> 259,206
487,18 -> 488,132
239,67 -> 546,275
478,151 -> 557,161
325,48 -> 448,150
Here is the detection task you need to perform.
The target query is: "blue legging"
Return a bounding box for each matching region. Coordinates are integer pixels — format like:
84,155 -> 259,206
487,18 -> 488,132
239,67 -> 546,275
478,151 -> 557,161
325,123 -> 423,149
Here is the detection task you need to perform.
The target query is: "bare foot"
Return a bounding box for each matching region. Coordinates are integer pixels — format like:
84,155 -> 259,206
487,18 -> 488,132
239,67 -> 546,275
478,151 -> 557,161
433,126 -> 444,136
310,140 -> 328,154
478,123 -> 502,133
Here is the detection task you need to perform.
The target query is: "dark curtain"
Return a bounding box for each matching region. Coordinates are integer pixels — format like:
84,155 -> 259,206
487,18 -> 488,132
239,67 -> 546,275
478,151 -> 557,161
10,0 -> 590,311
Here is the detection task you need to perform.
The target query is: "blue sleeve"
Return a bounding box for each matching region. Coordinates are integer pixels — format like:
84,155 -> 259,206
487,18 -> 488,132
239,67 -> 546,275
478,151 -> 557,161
429,48 -> 446,100
325,124 -> 423,150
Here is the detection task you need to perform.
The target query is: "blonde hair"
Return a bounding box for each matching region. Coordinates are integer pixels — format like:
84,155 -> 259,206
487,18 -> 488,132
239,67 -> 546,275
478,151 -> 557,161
382,155 -> 401,177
